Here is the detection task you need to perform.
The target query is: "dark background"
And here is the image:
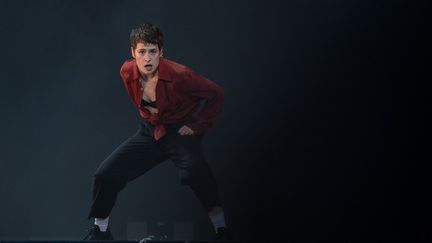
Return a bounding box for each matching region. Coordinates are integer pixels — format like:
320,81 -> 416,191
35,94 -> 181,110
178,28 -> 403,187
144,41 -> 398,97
0,0 -> 428,242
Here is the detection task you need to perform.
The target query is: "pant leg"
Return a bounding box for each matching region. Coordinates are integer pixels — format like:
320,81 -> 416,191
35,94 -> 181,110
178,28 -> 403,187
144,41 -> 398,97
87,124 -> 166,219
159,127 -> 222,212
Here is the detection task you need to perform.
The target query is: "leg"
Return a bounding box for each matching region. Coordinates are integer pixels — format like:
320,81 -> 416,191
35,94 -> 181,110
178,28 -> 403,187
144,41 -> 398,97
159,130 -> 232,240
161,133 -> 222,212
87,126 -> 166,219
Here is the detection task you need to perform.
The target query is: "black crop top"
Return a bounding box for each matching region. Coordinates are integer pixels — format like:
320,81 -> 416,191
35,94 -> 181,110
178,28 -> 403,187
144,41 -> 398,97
141,98 -> 157,108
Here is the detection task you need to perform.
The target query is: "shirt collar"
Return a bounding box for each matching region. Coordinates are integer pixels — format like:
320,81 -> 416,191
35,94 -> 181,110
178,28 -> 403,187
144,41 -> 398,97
157,58 -> 174,82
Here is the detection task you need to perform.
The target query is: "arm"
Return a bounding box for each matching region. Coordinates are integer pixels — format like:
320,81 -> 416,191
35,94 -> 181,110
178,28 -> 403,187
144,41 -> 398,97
181,69 -> 224,134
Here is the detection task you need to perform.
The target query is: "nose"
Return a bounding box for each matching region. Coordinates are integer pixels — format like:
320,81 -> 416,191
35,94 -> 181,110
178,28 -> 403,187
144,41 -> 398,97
144,53 -> 151,62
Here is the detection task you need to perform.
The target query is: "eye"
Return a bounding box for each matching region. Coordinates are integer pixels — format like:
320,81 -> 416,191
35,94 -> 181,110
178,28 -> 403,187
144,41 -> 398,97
150,49 -> 157,54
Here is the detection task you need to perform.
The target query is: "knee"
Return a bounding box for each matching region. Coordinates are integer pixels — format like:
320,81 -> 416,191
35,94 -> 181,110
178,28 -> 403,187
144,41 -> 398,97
93,170 -> 109,182
178,168 -> 201,185
93,171 -> 125,189
178,162 -> 210,185
178,170 -> 192,185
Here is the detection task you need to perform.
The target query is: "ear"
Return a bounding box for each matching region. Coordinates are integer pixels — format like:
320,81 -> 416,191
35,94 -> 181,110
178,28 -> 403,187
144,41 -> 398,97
160,48 -> 164,57
131,46 -> 135,58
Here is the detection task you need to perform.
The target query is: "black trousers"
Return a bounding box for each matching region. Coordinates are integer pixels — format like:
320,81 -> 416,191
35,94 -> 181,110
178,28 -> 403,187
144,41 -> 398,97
87,122 -> 221,219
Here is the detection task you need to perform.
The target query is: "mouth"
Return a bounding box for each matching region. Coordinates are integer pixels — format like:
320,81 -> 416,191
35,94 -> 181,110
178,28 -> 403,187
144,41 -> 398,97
144,64 -> 153,71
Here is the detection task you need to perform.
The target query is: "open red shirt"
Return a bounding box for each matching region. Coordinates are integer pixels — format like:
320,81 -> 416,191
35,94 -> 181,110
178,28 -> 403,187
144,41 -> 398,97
120,58 -> 224,140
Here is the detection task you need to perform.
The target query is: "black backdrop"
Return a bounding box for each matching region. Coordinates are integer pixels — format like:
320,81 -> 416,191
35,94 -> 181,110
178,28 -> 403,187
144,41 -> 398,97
0,0 -> 428,242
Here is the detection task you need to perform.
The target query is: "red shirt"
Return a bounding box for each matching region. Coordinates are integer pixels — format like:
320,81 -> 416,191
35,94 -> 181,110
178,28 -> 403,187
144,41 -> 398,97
120,58 -> 224,140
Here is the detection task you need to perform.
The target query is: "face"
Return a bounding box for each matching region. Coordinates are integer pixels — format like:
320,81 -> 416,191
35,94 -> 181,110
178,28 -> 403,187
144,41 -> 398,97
131,42 -> 163,77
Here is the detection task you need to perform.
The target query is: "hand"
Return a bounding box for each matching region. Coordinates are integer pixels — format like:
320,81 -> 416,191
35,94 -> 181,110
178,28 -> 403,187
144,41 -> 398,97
178,125 -> 194,135
144,106 -> 158,114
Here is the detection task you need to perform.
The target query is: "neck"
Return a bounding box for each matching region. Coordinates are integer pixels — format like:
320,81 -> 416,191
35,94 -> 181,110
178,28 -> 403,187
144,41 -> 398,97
140,70 -> 158,82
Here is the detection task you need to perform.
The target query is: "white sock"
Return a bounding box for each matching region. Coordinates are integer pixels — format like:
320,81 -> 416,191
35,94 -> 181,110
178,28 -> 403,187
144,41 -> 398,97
209,212 -> 226,232
94,217 -> 109,232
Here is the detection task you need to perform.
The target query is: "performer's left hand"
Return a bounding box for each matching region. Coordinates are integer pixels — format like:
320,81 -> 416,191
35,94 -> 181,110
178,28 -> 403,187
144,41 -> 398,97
178,125 -> 194,135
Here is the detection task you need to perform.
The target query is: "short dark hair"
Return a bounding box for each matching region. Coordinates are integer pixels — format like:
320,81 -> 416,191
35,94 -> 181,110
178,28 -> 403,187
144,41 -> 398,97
130,23 -> 164,50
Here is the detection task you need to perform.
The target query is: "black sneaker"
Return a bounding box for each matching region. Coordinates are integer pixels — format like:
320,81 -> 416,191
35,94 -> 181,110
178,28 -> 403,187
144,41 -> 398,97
215,227 -> 232,241
83,225 -> 114,240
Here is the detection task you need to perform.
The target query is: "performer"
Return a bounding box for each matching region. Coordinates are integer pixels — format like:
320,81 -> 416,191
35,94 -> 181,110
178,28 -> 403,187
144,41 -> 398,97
83,23 -> 231,241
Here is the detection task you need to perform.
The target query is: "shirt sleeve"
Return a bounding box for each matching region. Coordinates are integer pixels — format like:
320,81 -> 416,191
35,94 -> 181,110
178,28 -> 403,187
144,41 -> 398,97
181,69 -> 224,134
